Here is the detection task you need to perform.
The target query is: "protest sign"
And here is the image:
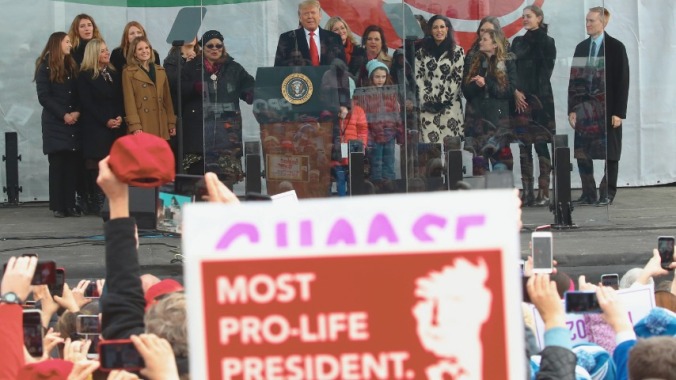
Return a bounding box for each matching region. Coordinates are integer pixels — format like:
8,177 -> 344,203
183,190 -> 524,379
528,283 -> 656,348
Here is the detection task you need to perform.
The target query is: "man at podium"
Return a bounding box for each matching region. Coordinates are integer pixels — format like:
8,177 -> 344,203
274,0 -> 346,67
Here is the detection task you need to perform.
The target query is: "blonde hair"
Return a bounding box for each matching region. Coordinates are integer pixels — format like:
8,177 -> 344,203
325,16 -> 358,45
465,29 -> 510,90
298,0 -> 320,14
80,38 -> 114,79
67,14 -> 102,50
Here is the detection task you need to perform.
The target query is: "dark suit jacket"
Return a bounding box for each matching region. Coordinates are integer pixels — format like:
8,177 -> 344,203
568,32 -> 629,160
274,27 -> 346,67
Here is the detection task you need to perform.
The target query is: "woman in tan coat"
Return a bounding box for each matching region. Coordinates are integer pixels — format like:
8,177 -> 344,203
122,36 -> 176,139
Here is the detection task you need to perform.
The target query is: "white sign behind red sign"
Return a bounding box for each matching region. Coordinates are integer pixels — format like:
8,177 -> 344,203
183,190 -> 524,379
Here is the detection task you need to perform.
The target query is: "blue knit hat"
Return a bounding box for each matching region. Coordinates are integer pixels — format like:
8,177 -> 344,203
366,59 -> 388,78
572,343 -> 616,380
634,307 -> 676,338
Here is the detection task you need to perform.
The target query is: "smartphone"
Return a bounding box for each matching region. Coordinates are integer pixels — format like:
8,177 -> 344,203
49,268 -> 66,298
84,281 -> 99,298
21,253 -> 39,258
23,309 -> 44,357
531,232 -> 553,274
244,192 -> 272,201
76,315 -> 100,335
601,273 -> 620,290
565,291 -> 602,314
658,236 -> 675,270
174,174 -> 208,202
4,260 -> 57,285
87,335 -> 100,359
98,339 -> 145,372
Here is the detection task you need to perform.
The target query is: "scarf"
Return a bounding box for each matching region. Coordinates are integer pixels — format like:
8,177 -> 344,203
344,39 -> 354,65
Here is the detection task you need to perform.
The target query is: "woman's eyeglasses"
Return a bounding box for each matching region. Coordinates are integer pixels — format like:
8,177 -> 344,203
206,43 -> 223,49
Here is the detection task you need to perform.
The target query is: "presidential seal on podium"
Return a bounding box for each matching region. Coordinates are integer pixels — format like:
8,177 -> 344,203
281,73 -> 313,105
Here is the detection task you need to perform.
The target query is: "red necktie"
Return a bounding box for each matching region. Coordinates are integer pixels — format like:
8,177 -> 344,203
309,31 -> 319,66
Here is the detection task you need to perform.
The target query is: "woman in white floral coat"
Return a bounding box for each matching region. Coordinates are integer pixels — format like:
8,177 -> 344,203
415,15 -> 465,146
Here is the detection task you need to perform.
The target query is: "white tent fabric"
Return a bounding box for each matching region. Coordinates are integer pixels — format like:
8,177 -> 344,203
0,0 -> 673,202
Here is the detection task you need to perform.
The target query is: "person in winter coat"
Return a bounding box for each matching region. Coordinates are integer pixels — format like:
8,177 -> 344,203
180,30 -> 254,188
415,14 -> 465,146
122,36 -> 176,140
462,29 -> 517,173
34,32 -> 82,218
325,16 -> 366,78
77,38 -> 125,215
354,60 -> 403,191
511,5 -> 557,207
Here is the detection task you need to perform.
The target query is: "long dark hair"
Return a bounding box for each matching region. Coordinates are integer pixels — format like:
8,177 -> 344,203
422,15 -> 456,55
361,25 -> 388,55
34,32 -> 77,83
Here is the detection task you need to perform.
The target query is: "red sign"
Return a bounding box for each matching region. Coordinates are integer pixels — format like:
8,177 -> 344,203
200,250 -> 508,379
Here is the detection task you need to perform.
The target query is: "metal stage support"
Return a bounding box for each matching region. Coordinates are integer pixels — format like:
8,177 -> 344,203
2,132 -> 21,205
551,134 -> 576,229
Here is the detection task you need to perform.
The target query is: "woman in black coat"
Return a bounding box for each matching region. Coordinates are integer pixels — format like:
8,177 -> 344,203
180,30 -> 254,188
34,32 -> 81,218
462,29 -> 517,173
77,38 -> 126,214
511,5 -> 556,206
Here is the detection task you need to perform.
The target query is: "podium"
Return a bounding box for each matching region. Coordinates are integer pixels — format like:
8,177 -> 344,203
254,66 -> 345,198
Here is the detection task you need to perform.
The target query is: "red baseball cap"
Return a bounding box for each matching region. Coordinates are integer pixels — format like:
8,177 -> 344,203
109,133 -> 175,188
145,279 -> 184,311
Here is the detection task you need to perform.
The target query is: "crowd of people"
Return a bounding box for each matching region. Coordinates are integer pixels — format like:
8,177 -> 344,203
34,1 -> 628,208
2,158 -> 676,379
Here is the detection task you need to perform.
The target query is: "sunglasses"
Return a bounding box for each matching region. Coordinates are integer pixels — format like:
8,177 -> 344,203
205,43 -> 223,49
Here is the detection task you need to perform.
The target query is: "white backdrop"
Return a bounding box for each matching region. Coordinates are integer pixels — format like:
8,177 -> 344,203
0,0 -> 673,202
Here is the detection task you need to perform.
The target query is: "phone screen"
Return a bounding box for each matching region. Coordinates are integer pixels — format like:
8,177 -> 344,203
565,292 -> 602,313
33,261 -> 57,285
23,310 -> 43,357
601,274 -> 620,290
99,340 -> 145,371
84,282 -> 99,298
658,236 -> 675,269
49,268 -> 66,298
3,260 -> 56,285
87,335 -> 100,359
174,174 -> 207,202
77,315 -> 100,335
532,235 -> 553,273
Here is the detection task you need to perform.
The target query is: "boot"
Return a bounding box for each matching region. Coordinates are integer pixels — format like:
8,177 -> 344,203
521,180 -> 535,207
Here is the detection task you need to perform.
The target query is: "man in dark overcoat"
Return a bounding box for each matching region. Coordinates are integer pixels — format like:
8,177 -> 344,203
568,6 -> 629,205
